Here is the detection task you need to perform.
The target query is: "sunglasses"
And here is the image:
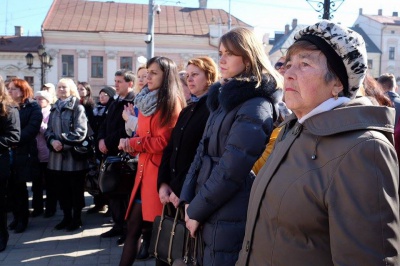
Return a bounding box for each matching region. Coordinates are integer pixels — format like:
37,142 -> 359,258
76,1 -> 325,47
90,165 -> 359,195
274,62 -> 285,70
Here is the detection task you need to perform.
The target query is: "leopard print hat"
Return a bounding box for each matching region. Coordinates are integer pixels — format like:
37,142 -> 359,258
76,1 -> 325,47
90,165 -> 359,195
294,20 -> 368,99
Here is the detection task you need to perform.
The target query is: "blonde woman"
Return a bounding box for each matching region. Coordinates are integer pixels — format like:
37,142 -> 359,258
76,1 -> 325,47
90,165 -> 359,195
45,78 -> 89,231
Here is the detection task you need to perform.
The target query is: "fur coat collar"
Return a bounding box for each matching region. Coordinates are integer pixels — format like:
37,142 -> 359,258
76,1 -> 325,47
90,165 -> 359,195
207,74 -> 279,113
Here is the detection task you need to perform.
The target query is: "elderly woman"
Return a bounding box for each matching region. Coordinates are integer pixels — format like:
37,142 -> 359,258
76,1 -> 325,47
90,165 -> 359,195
237,20 -> 400,265
45,78 -> 89,231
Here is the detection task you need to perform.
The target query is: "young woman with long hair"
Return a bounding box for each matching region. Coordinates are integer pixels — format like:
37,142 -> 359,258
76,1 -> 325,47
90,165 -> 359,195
118,56 -> 186,266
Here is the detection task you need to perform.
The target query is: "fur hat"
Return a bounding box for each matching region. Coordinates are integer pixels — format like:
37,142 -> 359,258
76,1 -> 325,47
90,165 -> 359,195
99,86 -> 116,98
34,90 -> 52,103
294,20 -> 367,99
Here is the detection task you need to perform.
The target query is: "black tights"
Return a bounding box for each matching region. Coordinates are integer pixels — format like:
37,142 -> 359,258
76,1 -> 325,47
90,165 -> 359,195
119,202 -> 152,266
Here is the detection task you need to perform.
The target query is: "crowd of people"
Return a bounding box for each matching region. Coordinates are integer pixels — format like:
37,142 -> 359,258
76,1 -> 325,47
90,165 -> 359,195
0,20 -> 399,265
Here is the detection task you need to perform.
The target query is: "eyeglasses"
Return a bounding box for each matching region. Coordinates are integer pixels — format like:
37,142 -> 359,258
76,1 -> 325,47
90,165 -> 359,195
274,62 -> 285,70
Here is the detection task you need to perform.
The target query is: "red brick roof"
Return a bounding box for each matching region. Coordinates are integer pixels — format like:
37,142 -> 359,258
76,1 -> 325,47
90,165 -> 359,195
43,0 -> 250,36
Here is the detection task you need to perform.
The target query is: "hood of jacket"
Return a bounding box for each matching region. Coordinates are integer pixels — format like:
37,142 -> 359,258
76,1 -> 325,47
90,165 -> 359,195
282,97 -> 395,136
207,74 -> 279,113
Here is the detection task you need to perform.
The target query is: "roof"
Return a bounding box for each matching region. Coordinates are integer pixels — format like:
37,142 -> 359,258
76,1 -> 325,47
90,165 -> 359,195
351,26 -> 381,54
0,36 -> 42,53
43,0 -> 250,36
362,14 -> 400,25
268,25 -> 308,55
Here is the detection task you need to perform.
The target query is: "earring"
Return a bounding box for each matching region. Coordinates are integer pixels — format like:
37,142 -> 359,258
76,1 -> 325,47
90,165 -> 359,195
334,93 -> 338,100
245,65 -> 249,71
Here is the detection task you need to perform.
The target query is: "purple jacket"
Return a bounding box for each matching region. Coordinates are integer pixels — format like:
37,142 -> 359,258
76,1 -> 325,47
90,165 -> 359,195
36,105 -> 51,162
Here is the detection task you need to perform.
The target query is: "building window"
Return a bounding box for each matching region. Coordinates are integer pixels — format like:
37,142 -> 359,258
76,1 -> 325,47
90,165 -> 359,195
120,57 -> 133,70
91,56 -> 103,78
62,55 -> 74,77
389,47 -> 395,60
367,59 -> 373,69
24,76 -> 34,87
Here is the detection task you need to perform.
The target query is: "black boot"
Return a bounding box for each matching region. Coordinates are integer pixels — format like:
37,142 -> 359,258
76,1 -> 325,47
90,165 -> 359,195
8,219 -> 17,230
0,209 -> 9,252
66,209 -> 82,231
136,230 -> 151,260
55,209 -> 72,230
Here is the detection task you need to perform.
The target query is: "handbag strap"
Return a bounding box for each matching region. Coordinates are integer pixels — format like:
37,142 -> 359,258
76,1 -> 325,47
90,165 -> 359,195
153,204 -> 168,260
167,206 -> 184,265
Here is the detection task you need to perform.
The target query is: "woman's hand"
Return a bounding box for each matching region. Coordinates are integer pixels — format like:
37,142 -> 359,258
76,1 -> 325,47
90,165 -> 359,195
122,103 -> 135,121
159,183 -> 172,204
118,138 -> 135,153
185,204 -> 200,237
169,192 -> 180,208
51,140 -> 63,152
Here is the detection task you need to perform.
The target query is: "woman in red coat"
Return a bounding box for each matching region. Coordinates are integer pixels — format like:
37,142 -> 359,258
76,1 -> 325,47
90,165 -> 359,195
118,56 -> 186,266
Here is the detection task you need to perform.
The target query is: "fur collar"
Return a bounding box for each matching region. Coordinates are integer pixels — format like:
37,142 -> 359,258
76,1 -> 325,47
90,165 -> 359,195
207,74 -> 279,112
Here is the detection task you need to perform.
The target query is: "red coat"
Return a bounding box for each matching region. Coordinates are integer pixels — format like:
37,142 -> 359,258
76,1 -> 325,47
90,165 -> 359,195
125,103 -> 182,221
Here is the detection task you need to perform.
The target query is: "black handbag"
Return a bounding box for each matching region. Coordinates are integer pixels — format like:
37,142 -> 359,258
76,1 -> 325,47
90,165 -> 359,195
149,204 -> 188,265
172,230 -> 203,266
84,161 -> 100,196
98,153 -> 137,195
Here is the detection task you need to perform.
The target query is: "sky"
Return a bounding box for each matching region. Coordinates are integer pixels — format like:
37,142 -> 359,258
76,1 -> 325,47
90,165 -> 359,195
1,0 -> 399,38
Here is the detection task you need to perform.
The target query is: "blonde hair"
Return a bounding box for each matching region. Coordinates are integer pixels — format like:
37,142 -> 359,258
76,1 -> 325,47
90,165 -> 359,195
57,78 -> 79,98
219,27 -> 283,89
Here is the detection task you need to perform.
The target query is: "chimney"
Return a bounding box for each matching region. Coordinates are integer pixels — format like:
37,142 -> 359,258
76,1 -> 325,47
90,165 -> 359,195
378,9 -> 382,15
393,12 -> 399,17
285,24 -> 289,35
291,19 -> 298,30
359,8 -> 363,15
14,26 -> 23,36
199,0 -> 207,8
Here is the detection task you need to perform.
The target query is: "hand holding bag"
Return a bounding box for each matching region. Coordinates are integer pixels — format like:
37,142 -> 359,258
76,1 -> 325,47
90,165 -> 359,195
98,152 -> 137,195
149,204 -> 188,265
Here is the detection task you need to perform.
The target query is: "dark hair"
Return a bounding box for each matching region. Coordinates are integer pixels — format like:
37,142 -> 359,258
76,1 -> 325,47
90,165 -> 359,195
115,69 -> 136,83
146,56 -> 186,127
77,81 -> 95,107
11,78 -> 33,103
363,74 -> 392,107
377,73 -> 396,91
0,76 -> 17,116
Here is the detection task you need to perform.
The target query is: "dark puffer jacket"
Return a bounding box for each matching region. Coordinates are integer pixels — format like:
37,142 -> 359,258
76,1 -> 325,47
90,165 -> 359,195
180,74 -> 279,266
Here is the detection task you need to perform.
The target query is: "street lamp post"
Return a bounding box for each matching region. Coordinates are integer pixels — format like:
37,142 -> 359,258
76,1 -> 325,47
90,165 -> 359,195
25,44 -> 53,88
305,0 -> 345,20
145,0 -> 160,60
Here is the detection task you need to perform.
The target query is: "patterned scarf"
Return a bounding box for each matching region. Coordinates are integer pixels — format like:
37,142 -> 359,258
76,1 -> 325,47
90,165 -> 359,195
134,87 -> 158,116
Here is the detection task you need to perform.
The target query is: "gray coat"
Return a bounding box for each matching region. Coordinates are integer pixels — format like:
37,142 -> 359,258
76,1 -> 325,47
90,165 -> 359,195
45,97 -> 88,171
180,75 -> 279,266
236,97 -> 400,266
